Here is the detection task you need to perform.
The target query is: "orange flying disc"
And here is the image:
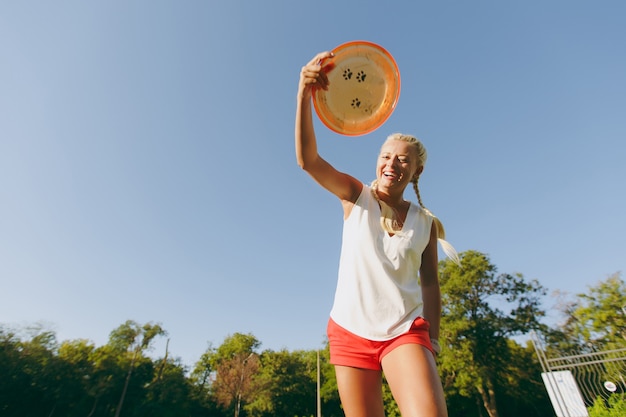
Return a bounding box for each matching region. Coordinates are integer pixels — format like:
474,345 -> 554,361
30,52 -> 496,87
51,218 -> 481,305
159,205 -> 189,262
313,41 -> 400,136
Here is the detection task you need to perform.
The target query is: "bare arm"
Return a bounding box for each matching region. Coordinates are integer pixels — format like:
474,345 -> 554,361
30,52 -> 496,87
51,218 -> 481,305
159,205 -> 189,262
420,221 -> 442,348
295,52 -> 361,206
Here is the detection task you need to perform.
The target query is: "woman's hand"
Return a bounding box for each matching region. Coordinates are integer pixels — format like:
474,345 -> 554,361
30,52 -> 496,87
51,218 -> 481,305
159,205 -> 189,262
298,51 -> 334,100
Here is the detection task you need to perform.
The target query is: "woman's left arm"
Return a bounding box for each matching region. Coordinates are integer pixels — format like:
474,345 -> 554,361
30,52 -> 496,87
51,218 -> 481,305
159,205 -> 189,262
420,221 -> 441,344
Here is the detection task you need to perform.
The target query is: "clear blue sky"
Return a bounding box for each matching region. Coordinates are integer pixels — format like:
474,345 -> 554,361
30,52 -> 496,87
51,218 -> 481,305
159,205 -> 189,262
1,1 -> 625,368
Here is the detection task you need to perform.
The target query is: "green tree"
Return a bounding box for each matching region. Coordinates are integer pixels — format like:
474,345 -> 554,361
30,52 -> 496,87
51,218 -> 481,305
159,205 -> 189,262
205,333 -> 262,417
83,343 -> 129,416
0,328 -> 45,416
247,349 -> 317,417
0,326 -> 63,416
494,340 -> 554,417
54,338 -> 99,416
191,342 -> 216,393
1,321 -> 223,417
588,394 -> 626,417
557,272 -> 626,349
108,320 -> 166,417
139,355 -> 196,417
316,344 -> 343,417
438,250 -> 548,417
190,342 -> 227,415
542,273 -> 626,411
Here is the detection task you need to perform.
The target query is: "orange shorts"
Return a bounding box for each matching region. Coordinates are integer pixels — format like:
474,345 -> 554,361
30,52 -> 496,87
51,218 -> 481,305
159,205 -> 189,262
327,317 -> 433,371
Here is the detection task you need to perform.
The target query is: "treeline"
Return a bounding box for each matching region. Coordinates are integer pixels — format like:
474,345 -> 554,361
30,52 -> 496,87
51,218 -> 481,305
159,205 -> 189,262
2,251 -> 624,417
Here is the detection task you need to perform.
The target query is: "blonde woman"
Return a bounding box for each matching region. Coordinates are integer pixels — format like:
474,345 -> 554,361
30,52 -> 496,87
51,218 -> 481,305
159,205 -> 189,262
296,51 -> 454,417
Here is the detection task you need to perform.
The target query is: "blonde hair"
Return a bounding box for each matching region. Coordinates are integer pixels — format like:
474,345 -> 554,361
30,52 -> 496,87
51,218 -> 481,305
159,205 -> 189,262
370,133 -> 447,240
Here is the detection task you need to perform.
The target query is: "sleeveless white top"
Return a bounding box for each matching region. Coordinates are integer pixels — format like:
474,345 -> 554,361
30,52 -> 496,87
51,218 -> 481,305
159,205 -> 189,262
329,185 -> 433,340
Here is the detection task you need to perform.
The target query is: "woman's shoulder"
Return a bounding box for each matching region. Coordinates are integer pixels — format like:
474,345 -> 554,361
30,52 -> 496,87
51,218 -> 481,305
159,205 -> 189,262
356,183 -> 374,205
411,203 -> 434,223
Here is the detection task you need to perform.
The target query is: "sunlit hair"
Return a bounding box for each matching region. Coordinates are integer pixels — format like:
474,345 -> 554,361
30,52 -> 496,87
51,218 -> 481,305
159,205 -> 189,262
370,133 -> 447,240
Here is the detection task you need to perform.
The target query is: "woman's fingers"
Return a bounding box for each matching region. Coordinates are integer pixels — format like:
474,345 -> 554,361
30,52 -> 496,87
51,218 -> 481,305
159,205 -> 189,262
307,51 -> 334,66
301,68 -> 325,87
299,50 -> 334,96
301,51 -> 334,90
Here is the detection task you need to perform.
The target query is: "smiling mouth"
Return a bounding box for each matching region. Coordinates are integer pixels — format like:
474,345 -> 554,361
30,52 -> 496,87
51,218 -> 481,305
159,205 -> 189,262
383,171 -> 402,180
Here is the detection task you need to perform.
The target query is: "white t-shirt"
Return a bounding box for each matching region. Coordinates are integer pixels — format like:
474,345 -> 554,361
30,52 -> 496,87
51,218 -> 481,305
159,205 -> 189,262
329,185 -> 433,341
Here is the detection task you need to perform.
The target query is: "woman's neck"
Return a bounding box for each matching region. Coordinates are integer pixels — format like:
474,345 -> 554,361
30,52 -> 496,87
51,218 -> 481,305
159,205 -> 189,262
375,189 -> 406,209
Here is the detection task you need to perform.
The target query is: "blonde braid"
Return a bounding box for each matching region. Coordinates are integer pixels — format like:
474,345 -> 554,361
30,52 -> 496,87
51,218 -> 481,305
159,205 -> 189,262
412,174 -> 446,240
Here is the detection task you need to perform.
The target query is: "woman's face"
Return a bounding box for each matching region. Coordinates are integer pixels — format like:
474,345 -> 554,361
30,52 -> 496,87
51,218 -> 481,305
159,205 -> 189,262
376,139 -> 423,191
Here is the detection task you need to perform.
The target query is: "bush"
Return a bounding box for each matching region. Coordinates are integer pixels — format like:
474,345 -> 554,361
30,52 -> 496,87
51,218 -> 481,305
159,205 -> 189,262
588,394 -> 626,417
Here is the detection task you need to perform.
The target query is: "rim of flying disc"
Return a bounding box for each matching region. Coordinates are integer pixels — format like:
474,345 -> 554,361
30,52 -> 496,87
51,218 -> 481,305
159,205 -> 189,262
312,40 -> 401,136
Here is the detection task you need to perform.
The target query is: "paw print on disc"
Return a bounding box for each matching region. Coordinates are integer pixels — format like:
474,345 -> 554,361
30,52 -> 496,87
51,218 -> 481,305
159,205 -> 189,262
356,71 -> 367,83
342,69 -> 353,80
351,98 -> 361,109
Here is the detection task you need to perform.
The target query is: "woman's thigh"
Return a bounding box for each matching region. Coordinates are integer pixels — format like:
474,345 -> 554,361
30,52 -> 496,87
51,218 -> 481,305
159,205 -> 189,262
334,365 -> 386,417
381,344 -> 448,417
